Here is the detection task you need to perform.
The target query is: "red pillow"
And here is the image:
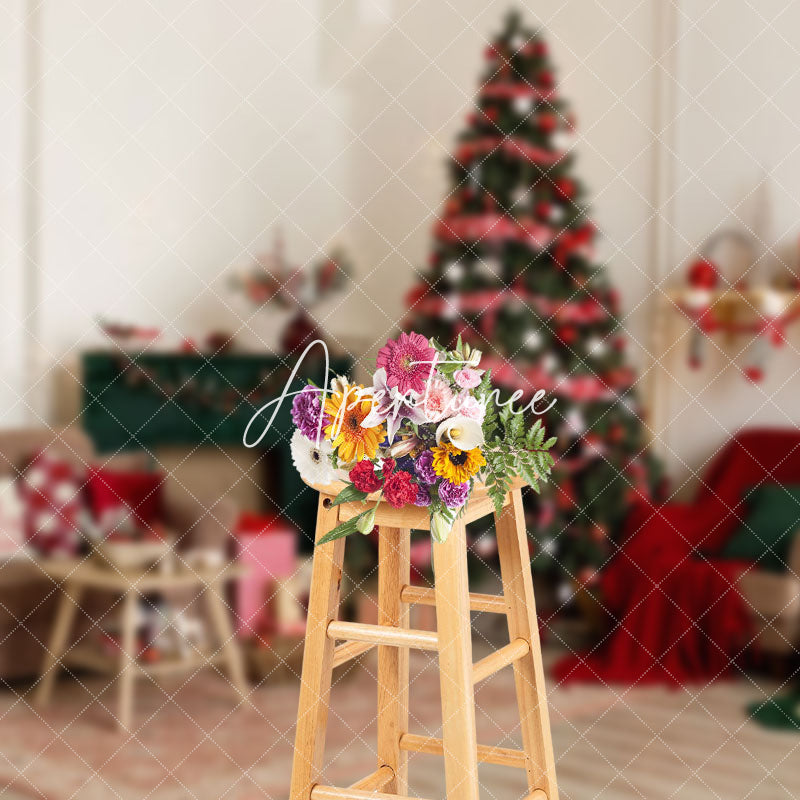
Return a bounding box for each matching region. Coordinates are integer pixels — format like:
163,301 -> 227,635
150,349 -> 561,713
87,467 -> 164,532
18,450 -> 83,557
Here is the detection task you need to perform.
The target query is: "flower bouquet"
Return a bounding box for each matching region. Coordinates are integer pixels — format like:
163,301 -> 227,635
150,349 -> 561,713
289,332 -> 557,544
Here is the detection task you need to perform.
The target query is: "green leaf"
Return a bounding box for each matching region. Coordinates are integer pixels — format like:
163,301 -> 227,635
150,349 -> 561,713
330,484 -> 369,506
317,508 -> 373,545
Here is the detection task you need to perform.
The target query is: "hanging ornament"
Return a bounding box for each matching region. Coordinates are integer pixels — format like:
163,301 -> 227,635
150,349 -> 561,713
553,177 -> 576,200
586,336 -> 608,357
445,261 -> 465,282
467,164 -> 482,188
478,255 -> 503,279
556,581 -> 574,605
684,257 -> 719,369
540,537 -> 557,557
537,112 -> 557,134
442,294 -> 460,321
742,335 -> 768,383
512,95 -> 534,115
532,40 -> 548,58
523,330 -> 543,351
562,408 -> 586,436
551,129 -> 573,152
541,353 -> 559,373
537,70 -> 555,90
512,185 -> 531,207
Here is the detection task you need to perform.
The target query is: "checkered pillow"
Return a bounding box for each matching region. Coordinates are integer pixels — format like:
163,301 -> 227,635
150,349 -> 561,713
18,450 -> 84,557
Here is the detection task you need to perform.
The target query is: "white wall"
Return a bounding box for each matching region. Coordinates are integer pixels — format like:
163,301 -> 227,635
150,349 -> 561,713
4,0 -> 800,488
656,1 -> 800,488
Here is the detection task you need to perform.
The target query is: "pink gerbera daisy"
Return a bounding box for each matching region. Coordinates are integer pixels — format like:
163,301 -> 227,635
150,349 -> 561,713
376,332 -> 436,395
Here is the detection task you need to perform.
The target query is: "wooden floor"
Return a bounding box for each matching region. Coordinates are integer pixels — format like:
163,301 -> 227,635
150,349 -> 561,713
1,648 -> 798,800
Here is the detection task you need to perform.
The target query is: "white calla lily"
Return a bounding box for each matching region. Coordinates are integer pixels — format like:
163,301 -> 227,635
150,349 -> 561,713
435,415 -> 485,451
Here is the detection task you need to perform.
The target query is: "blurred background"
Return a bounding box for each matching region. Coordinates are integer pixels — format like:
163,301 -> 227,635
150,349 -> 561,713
1,1 -> 799,798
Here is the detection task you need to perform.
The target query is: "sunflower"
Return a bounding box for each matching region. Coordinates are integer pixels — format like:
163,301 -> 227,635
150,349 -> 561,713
324,385 -> 385,463
431,442 -> 486,484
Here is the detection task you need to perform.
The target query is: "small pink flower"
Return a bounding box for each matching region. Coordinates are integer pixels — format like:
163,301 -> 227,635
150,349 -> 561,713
453,392 -> 486,423
376,332 -> 436,395
421,376 -> 454,422
453,368 -> 483,389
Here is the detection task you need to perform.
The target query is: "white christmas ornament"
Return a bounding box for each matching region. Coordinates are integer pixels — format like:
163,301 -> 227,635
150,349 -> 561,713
556,581 -> 575,605
587,337 -> 608,357
563,408 -> 586,435
512,186 -> 530,206
445,261 -> 465,281
524,330 -> 543,350
443,294 -> 460,320
512,95 -> 534,115
541,538 -> 557,556
760,288 -> 788,318
542,354 -> 559,373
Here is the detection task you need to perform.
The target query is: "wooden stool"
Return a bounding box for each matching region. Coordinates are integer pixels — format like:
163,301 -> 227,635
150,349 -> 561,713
290,478 -> 558,800
33,559 -> 249,731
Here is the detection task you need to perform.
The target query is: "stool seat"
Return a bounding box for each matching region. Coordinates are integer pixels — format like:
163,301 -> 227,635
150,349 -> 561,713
302,476 -> 528,529
289,480 -> 559,800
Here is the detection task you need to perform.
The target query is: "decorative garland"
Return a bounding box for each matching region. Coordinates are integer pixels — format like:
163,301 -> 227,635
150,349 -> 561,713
455,136 -> 566,167
433,213 -> 594,250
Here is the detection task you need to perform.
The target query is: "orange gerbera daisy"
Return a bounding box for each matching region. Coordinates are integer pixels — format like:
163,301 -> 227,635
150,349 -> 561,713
324,385 -> 385,463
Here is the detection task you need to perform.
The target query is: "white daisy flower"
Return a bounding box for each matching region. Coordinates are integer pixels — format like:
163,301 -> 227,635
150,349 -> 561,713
290,430 -> 336,486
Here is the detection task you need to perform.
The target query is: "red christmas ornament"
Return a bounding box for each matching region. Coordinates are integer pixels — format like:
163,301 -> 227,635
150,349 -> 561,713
558,326 -> 578,345
533,40 -> 548,57
537,112 -> 557,134
445,197 -> 461,215
590,523 -> 607,543
538,70 -> 554,89
744,365 -> 764,383
535,201 -> 552,221
687,258 -> 719,290
483,106 -> 499,123
577,567 -> 598,587
554,177 -> 575,200
607,423 -> 624,444
556,480 -> 575,511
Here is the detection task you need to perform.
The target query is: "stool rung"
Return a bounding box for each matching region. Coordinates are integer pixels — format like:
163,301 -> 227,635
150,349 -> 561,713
332,640 -> 375,669
526,792 -> 547,800
327,621 -> 438,651
400,585 -> 507,614
472,638 -> 530,684
399,733 -> 527,769
348,765 -> 394,791
312,786 -> 430,800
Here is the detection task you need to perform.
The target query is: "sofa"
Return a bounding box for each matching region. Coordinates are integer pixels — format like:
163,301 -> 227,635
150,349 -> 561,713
0,426 -> 237,680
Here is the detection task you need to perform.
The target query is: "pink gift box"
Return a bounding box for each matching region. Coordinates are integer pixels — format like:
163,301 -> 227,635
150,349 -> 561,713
234,514 -> 297,636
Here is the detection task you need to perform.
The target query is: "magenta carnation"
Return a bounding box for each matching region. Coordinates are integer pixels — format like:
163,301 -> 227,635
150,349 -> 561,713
291,385 -> 329,441
376,332 -> 436,395
413,484 -> 432,507
438,480 -> 470,509
414,450 -> 437,485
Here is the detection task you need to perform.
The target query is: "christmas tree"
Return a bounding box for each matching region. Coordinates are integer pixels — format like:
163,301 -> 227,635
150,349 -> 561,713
404,11 -> 663,586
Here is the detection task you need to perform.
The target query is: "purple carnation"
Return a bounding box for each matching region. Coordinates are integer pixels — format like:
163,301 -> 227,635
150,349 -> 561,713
438,480 -> 470,509
414,450 -> 437,485
291,386 -> 329,441
413,484 -> 432,507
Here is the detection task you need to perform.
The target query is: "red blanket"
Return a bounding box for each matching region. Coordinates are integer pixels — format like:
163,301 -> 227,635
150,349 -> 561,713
554,429 -> 800,685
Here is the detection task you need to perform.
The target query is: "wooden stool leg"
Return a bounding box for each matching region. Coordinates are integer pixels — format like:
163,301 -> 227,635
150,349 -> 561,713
377,526 -> 411,794
33,582 -> 83,708
206,579 -> 250,704
495,489 -> 558,800
118,588 -> 139,732
433,519 -> 479,800
290,497 -> 346,800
